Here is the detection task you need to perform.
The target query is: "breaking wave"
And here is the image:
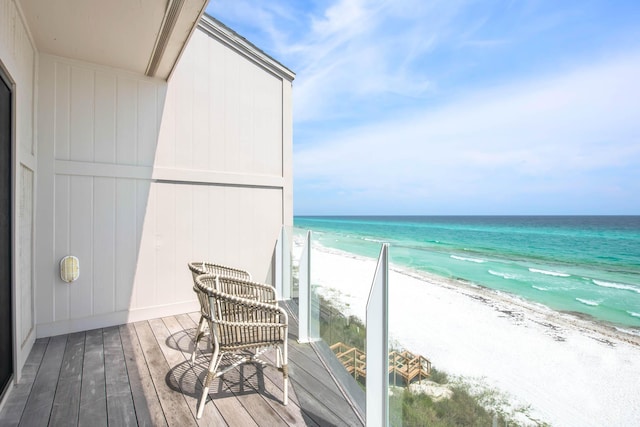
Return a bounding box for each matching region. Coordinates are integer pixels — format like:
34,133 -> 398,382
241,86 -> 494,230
451,255 -> 485,263
593,280 -> 640,294
488,270 -> 517,280
576,298 -> 599,307
529,268 -> 570,277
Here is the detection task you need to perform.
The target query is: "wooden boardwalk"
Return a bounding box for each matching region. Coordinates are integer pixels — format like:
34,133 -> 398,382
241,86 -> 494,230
0,309 -> 364,426
330,342 -> 431,385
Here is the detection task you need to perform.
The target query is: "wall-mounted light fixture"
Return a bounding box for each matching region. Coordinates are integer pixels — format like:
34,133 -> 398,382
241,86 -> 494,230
60,256 -> 80,283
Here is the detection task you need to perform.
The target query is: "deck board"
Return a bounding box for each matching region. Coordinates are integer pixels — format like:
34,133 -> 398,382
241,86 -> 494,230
78,329 -> 107,427
119,323 -> 168,427
0,338 -> 48,427
104,326 -> 137,426
177,314 -> 261,427
0,310 -> 364,426
134,321 -> 196,427
148,316 -> 229,427
49,331 -> 85,425
19,334 -> 67,426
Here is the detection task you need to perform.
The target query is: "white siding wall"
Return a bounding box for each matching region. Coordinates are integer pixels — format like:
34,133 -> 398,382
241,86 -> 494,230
0,0 -> 37,380
34,23 -> 294,337
156,26 -> 293,282
157,29 -> 283,177
35,55 -> 172,337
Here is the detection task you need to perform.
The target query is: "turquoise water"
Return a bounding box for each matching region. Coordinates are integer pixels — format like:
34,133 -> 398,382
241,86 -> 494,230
294,216 -> 640,328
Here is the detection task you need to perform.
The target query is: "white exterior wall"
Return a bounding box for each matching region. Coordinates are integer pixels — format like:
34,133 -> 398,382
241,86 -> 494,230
34,21 -> 294,337
156,25 -> 294,281
0,0 -> 37,380
35,54 -> 176,336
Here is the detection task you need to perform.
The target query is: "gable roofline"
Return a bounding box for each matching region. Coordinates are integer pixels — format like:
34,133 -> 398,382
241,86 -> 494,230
199,14 -> 296,82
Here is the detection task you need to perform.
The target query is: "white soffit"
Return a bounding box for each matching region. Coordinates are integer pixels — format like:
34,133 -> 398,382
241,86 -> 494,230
18,0 -> 208,79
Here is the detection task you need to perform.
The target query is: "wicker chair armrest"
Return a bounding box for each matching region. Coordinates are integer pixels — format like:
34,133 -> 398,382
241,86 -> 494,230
188,261 -> 252,280
212,276 -> 277,304
215,290 -> 288,317
195,274 -> 288,323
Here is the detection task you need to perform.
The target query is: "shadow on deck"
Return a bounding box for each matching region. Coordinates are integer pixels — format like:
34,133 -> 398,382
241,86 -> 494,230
0,304 -> 364,426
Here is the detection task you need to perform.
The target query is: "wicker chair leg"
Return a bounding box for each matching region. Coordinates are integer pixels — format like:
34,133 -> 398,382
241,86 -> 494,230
281,343 -> 289,405
197,346 -> 220,419
191,316 -> 206,364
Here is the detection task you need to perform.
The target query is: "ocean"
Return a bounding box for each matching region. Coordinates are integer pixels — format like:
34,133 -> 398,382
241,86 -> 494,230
294,216 -> 640,329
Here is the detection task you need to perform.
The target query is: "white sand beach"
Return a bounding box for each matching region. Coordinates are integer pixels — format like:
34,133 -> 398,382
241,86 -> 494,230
304,244 -> 640,426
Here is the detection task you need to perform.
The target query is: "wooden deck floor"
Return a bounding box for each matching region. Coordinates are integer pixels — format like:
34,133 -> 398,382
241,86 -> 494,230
0,309 -> 364,426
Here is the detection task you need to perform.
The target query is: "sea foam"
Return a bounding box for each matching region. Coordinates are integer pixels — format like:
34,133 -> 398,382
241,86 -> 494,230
628,311 -> 640,318
451,255 -> 485,263
488,270 -> 517,280
593,280 -> 640,294
532,285 -> 549,291
576,298 -> 599,307
529,268 -> 570,277
363,237 -> 385,243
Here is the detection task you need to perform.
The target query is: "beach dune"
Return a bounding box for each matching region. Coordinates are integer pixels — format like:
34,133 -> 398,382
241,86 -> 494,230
306,244 -> 640,426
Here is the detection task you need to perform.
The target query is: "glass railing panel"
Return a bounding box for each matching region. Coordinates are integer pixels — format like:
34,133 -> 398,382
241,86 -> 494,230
289,225 -> 310,303
304,233 -> 386,421
309,256 -> 321,340
277,225 -> 293,301
387,243 -> 516,427
366,243 -> 389,426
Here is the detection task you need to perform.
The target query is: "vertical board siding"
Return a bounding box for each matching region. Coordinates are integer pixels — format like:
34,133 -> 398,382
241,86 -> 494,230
34,21 -> 291,335
174,184 -> 194,302
116,77 -> 138,165
35,55 -> 55,325
93,177 -> 116,315
136,81 -> 159,167
37,55 -> 169,331
54,62 -> 71,160
173,44 -> 194,169
93,71 -> 116,164
254,70 -> 283,175
49,58 -> 165,166
19,165 -> 34,344
207,37 -> 225,172
133,179 -> 153,309
159,29 -> 284,177
69,176 -> 93,319
70,67 -> 95,162
115,178 -> 139,312
54,175 -> 71,321
192,34 -> 209,171
154,183 -> 177,305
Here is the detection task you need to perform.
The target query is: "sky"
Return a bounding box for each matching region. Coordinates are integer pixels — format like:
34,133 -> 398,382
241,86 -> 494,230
206,0 -> 640,215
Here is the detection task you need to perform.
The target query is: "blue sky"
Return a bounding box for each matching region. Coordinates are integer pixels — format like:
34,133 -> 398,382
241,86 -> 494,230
206,1 -> 640,215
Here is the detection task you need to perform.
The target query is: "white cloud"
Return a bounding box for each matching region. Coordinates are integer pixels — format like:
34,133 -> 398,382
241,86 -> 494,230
295,52 -> 640,208
288,0 -> 468,122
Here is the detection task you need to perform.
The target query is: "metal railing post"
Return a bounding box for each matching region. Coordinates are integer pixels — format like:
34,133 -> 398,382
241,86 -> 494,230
366,243 -> 389,426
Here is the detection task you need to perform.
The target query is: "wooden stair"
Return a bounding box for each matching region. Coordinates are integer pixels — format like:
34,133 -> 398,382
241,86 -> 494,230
329,342 -> 431,384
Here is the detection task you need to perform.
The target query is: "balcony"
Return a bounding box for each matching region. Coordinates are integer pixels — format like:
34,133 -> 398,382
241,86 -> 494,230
0,308 -> 364,426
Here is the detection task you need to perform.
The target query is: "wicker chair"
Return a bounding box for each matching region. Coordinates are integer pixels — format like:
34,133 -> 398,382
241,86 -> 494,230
193,274 -> 288,419
187,262 -> 277,363
188,261 -> 252,282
